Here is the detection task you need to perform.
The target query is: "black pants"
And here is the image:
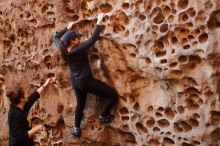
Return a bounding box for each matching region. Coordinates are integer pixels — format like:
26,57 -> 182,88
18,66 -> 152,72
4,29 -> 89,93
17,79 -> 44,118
71,75 -> 118,128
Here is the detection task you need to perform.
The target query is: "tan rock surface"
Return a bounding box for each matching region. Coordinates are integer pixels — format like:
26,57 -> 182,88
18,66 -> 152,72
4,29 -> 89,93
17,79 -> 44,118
0,0 -> 220,145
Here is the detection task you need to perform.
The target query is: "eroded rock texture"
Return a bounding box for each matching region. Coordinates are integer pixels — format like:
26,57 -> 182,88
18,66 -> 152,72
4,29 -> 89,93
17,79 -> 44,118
0,0 -> 220,145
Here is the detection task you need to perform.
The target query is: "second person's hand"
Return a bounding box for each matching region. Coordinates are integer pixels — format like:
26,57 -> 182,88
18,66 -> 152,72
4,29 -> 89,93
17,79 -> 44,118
42,78 -> 51,88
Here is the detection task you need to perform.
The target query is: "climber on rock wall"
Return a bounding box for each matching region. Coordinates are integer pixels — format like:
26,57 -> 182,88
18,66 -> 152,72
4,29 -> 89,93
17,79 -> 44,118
53,13 -> 118,137
7,78 -> 51,146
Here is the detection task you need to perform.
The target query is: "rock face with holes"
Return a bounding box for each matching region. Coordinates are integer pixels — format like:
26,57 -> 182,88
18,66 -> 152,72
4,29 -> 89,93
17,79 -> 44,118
0,0 -> 220,145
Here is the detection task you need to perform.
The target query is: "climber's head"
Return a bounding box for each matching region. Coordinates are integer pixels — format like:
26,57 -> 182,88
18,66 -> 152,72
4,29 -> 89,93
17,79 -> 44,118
63,30 -> 83,47
59,30 -> 84,62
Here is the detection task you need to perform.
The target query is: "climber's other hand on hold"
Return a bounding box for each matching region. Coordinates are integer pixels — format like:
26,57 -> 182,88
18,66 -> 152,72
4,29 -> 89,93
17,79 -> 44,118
67,22 -> 74,30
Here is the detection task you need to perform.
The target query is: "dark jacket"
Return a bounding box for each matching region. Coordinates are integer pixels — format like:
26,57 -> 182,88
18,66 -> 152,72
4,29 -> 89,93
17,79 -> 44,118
53,25 -> 101,79
8,91 -> 40,146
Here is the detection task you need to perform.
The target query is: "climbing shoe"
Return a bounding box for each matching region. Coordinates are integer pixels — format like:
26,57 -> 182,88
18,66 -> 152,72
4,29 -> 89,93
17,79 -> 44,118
98,114 -> 114,123
71,127 -> 81,137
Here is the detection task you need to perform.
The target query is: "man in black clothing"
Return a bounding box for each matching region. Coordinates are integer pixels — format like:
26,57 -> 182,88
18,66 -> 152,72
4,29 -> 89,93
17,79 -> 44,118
53,13 -> 118,137
7,78 -> 51,146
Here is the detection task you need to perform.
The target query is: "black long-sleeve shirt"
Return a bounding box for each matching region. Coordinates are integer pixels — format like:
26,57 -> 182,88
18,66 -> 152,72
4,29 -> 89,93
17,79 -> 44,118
8,91 -> 40,146
53,25 -> 101,79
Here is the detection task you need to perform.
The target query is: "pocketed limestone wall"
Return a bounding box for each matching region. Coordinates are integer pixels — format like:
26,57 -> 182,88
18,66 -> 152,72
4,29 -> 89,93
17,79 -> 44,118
0,0 -> 220,145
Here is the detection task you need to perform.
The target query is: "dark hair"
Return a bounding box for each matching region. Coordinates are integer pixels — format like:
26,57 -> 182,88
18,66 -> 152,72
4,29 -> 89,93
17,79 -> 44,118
59,41 -> 70,62
63,30 -> 82,46
59,30 -> 83,62
6,86 -> 25,105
